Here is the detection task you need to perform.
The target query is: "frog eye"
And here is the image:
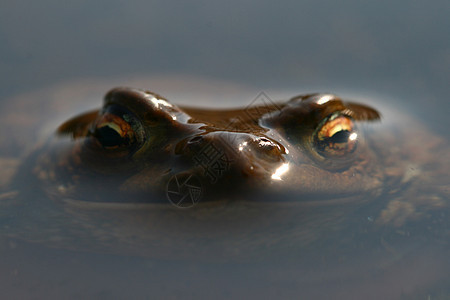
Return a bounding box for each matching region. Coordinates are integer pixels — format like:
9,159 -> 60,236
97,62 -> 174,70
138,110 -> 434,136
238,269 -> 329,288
313,114 -> 358,158
90,106 -> 144,153
94,115 -> 134,149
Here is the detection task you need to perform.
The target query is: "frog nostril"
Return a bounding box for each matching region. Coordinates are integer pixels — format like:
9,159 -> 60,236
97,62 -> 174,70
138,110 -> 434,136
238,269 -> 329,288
174,135 -> 206,155
188,136 -> 204,144
257,137 -> 278,150
253,137 -> 285,163
258,137 -> 273,146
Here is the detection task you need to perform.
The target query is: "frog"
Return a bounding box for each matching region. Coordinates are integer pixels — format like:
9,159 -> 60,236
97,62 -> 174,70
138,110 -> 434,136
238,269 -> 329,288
0,78 -> 448,261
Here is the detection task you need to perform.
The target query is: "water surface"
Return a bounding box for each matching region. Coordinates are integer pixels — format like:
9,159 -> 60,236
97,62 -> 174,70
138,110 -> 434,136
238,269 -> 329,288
0,0 -> 449,299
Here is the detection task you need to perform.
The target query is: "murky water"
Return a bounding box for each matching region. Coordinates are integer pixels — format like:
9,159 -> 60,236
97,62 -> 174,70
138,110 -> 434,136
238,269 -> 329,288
1,1 -> 449,299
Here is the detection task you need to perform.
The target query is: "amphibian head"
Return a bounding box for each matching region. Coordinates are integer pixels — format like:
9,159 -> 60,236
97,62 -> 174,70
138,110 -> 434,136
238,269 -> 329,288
2,83 -> 448,261
34,87 -> 382,205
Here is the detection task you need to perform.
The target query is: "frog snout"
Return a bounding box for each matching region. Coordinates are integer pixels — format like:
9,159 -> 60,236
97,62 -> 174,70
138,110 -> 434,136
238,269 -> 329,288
177,132 -> 286,179
181,133 -> 286,162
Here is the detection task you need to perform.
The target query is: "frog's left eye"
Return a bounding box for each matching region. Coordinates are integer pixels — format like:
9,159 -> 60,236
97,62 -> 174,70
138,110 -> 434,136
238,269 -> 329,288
90,106 -> 144,154
313,114 -> 358,158
94,115 -> 134,149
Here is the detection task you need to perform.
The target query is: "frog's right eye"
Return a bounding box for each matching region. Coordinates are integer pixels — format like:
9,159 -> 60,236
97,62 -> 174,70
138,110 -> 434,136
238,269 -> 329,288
313,113 -> 358,158
89,105 -> 145,155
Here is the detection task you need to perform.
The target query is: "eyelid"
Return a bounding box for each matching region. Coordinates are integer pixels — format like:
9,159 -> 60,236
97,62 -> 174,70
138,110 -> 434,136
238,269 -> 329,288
342,103 -> 381,121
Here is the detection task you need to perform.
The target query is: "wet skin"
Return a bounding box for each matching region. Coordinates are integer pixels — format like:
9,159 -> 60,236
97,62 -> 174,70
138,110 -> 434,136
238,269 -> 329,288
36,88 -> 383,204
1,86 -> 448,260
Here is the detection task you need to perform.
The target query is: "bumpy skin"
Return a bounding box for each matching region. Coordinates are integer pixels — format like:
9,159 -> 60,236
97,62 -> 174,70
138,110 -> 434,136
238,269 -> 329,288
0,85 -> 448,260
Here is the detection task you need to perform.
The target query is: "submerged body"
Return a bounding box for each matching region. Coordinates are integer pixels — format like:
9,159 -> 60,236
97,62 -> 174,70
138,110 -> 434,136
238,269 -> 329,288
0,79 -> 448,262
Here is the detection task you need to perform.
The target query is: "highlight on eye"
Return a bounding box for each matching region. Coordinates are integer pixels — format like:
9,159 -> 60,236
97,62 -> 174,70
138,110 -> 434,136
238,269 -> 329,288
314,114 -> 358,158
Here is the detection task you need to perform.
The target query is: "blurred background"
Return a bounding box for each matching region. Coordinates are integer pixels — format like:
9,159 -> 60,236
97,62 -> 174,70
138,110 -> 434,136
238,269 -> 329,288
1,0 -> 449,136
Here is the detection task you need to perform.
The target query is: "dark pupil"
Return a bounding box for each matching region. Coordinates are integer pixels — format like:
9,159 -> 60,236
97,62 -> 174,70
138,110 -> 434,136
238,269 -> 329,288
328,130 -> 351,143
96,126 -> 127,147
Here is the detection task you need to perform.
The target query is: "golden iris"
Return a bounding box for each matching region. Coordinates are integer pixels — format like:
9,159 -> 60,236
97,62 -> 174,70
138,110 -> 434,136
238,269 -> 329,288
314,114 -> 358,158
